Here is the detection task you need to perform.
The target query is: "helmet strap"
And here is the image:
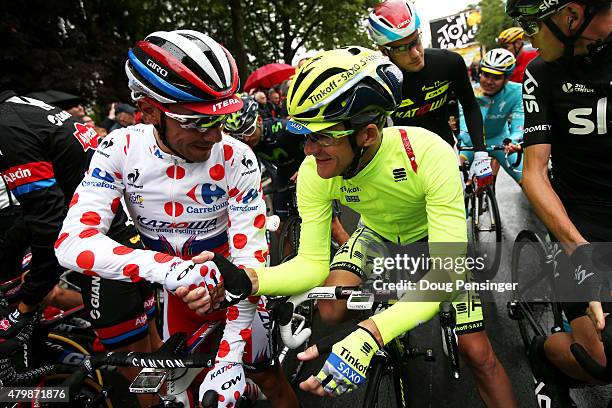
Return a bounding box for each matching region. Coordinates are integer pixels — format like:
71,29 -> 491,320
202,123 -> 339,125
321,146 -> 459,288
543,5 -> 597,58
156,115 -> 192,162
341,134 -> 366,179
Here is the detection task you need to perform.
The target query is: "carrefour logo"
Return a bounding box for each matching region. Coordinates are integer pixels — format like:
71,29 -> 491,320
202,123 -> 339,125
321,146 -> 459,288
187,183 -> 226,204
92,168 -> 115,182
241,188 -> 258,204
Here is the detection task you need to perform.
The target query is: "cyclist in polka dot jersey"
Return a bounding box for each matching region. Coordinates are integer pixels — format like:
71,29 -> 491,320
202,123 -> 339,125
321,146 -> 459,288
55,30 -> 297,408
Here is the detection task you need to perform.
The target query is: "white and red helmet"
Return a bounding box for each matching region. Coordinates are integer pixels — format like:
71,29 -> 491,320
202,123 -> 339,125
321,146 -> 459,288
367,0 -> 421,46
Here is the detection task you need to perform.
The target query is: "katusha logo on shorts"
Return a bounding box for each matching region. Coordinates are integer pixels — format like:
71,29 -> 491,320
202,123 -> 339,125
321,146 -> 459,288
187,183 -> 226,204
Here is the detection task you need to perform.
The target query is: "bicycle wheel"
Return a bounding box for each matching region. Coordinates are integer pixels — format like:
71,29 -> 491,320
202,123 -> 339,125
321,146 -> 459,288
277,215 -> 301,263
469,185 -> 502,280
362,339 -> 410,408
510,230 -> 564,351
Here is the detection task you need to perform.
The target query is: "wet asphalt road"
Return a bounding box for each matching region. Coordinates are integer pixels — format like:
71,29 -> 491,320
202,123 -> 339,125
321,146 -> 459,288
282,170 -> 612,408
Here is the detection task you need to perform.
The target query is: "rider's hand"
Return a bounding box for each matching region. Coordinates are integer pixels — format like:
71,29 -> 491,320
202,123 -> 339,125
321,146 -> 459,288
587,301 -> 608,333
207,253 -> 253,307
469,151 -> 493,191
290,171 -> 298,183
164,256 -> 224,312
504,143 -> 521,154
298,326 -> 380,396
570,244 -> 607,307
0,308 -> 37,341
200,362 -> 245,408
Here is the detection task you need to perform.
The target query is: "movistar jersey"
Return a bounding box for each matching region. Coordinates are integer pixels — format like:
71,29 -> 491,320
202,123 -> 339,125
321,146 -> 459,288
458,81 -> 524,145
256,118 -> 305,183
254,126 -> 467,343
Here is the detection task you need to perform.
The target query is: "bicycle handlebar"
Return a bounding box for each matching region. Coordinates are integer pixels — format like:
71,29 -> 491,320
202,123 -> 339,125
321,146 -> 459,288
570,314 -> 612,382
458,141 -> 523,173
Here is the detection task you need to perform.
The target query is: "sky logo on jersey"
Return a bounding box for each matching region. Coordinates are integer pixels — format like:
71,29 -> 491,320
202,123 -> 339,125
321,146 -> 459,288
92,168 -> 115,183
2,161 -> 56,197
187,183 -> 226,205
73,122 -> 99,151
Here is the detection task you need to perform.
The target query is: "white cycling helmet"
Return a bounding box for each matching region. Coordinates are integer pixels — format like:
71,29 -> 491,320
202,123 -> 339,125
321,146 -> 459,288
480,48 -> 516,76
367,0 -> 421,46
125,30 -> 241,114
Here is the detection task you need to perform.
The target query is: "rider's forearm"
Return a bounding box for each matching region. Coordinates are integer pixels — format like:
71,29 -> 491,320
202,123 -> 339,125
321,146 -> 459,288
522,168 -> 587,255
462,103 -> 486,151
370,301 -> 440,345
249,256 -> 329,296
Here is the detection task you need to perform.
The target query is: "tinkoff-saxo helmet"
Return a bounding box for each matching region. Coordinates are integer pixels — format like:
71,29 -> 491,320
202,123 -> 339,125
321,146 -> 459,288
125,29 -> 242,114
286,46 -> 403,134
480,48 -> 517,76
367,0 -> 421,46
224,95 -> 259,138
496,27 -> 525,45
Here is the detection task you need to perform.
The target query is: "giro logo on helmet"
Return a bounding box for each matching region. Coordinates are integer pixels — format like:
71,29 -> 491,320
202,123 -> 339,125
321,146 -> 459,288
146,59 -> 168,77
397,18 -> 413,29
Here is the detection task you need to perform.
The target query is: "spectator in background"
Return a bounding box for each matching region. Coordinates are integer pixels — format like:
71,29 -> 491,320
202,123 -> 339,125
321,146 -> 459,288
100,102 -> 137,133
496,27 -> 538,83
254,91 -> 272,119
266,89 -> 283,118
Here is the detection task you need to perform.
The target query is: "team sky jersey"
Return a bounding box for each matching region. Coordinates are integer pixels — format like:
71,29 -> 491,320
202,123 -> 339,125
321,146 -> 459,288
0,91 -> 133,305
508,48 -> 538,84
256,118 -> 305,183
55,124 -> 268,364
254,126 -> 467,343
458,81 -> 524,145
522,43 -> 612,206
391,48 -> 485,150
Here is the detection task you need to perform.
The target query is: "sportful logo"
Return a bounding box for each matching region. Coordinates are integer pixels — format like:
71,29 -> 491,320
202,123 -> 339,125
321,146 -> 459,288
393,168 -> 407,182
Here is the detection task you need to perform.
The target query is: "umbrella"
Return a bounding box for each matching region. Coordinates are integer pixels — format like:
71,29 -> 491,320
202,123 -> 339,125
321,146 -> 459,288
243,63 -> 295,92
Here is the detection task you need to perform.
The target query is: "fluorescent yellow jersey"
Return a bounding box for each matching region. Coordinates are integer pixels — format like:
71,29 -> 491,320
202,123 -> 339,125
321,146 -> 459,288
255,126 -> 467,343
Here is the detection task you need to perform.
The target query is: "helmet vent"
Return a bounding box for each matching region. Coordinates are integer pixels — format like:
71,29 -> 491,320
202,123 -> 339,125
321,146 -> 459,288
347,47 -> 362,55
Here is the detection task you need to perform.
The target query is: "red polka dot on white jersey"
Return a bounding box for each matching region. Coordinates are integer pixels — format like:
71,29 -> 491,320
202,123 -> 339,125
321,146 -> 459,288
166,165 -> 185,179
164,202 -> 184,217
209,164 -> 225,181
223,145 -> 234,161
233,234 -> 248,249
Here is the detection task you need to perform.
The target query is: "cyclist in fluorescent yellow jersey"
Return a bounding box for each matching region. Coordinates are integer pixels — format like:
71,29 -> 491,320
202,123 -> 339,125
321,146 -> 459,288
193,47 -> 516,405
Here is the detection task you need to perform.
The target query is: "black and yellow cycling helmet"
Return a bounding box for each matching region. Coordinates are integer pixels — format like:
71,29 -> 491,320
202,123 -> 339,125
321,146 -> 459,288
224,95 -> 259,139
285,46 -> 403,135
